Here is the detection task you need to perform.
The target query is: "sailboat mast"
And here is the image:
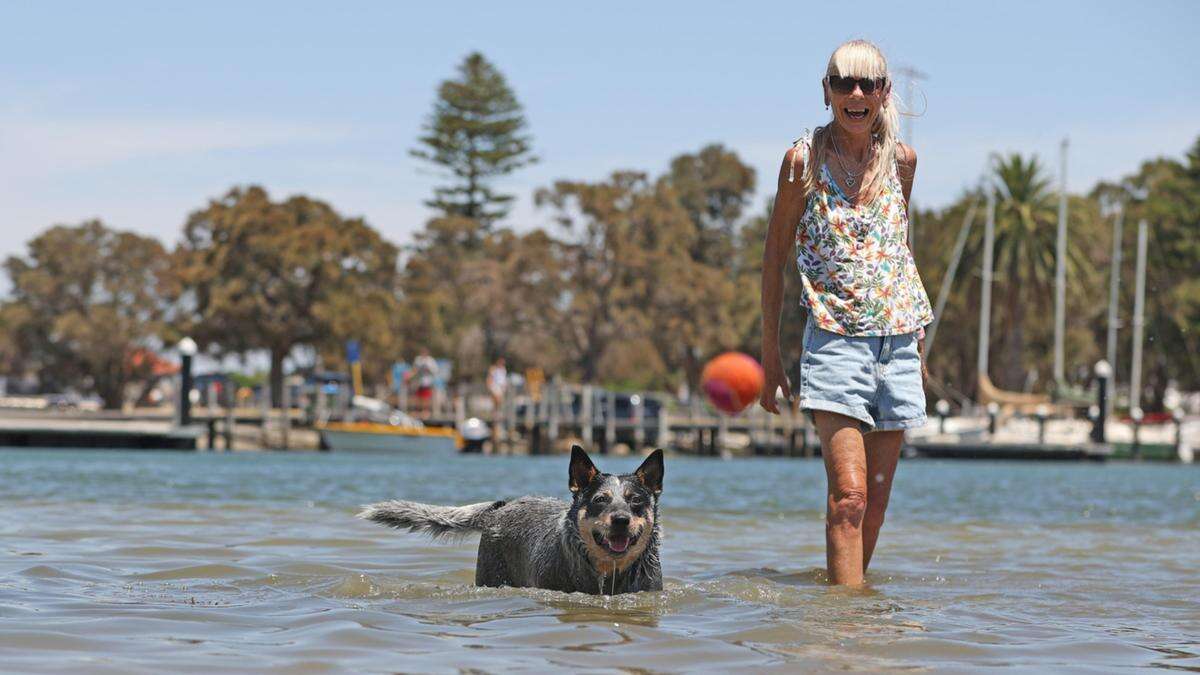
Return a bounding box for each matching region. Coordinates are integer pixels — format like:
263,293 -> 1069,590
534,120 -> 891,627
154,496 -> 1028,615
1054,137 -> 1068,387
1129,219 -> 1148,413
1105,203 -> 1124,417
924,198 -> 979,357
977,189 -> 996,385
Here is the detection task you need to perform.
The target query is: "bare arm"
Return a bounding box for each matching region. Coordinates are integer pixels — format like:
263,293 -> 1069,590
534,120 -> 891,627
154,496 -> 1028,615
897,142 -> 917,209
897,142 -> 929,381
759,146 -> 807,413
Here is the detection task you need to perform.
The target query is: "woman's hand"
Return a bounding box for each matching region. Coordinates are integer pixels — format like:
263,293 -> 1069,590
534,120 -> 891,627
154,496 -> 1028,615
917,337 -> 929,386
760,356 -> 792,415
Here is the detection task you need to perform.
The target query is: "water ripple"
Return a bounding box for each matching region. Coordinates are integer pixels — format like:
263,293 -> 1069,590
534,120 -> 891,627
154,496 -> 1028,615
0,449 -> 1197,672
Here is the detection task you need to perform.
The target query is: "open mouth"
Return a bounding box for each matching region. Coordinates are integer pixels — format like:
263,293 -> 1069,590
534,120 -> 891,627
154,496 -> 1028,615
593,530 -> 638,556
844,107 -> 868,120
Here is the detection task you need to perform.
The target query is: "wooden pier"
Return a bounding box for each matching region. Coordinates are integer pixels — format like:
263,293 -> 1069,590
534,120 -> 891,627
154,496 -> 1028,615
0,408 -> 307,451
0,415 -> 202,450
0,387 -> 1187,460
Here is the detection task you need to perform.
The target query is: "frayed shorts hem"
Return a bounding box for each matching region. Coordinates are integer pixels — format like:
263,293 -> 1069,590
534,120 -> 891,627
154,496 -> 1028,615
873,415 -> 927,432
799,398 -> 874,432
799,399 -> 927,434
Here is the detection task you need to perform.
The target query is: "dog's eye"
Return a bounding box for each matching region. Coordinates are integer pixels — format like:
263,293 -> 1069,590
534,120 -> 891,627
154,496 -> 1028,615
592,494 -> 610,505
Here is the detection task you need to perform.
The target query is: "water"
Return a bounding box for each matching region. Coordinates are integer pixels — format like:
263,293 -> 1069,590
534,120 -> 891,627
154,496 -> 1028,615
1,449 -> 1197,673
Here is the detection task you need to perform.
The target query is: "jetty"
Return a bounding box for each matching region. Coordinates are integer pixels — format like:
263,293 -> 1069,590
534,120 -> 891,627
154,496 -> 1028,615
0,407 -> 310,451
0,380 -> 1191,460
0,413 -> 202,450
416,382 -> 1193,461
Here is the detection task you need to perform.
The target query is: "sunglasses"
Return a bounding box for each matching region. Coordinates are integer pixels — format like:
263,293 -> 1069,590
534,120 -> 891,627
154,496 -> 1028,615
826,75 -> 887,95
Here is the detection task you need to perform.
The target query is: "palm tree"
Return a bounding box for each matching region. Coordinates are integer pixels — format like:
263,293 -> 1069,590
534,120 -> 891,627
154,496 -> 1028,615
987,154 -> 1060,389
984,153 -> 1095,392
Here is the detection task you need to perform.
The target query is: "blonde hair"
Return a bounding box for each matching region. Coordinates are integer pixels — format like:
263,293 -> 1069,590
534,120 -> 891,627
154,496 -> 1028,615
799,40 -> 901,204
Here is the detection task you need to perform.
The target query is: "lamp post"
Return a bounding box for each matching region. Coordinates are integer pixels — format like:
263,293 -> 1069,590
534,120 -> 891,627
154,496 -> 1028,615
1087,405 -> 1100,444
935,399 -> 950,435
1172,408 -> 1185,456
1091,360 -> 1111,444
178,337 -> 198,427
1035,404 -> 1050,445
987,402 -> 1000,437
1130,406 -> 1144,460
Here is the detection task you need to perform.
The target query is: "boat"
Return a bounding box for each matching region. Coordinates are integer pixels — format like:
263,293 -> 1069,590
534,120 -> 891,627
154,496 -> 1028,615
317,421 -> 461,452
316,395 -> 461,452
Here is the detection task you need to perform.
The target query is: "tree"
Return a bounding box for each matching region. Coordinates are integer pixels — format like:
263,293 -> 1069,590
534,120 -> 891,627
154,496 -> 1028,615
955,154 -> 1095,391
402,52 -> 538,376
468,228 -> 567,372
396,216 -> 479,363
660,145 -> 758,386
663,144 -> 756,267
912,194 -> 988,401
397,220 -> 565,375
1093,136 -> 1200,405
535,171 -> 708,386
731,197 -> 808,372
988,154 -> 1061,390
411,52 -> 537,236
172,186 -> 400,405
1,221 -> 170,408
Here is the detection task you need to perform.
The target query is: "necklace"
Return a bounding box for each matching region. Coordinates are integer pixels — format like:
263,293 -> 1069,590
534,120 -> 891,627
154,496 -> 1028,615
828,129 -> 870,188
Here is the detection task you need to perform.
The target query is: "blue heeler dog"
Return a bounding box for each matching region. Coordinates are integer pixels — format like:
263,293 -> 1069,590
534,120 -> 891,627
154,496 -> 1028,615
358,445 -> 663,595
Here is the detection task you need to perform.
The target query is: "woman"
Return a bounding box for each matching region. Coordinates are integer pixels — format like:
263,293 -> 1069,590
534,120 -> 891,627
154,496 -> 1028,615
411,348 -> 439,419
487,357 -> 508,412
759,40 -> 933,586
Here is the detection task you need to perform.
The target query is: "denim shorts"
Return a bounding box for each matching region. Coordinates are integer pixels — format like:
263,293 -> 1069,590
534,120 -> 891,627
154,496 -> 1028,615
798,319 -> 927,433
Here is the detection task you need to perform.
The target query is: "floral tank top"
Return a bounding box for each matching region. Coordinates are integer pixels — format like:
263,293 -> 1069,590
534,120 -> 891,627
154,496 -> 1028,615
790,131 -> 934,336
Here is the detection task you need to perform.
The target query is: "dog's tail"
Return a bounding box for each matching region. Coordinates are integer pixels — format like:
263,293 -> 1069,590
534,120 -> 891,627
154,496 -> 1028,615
357,499 -> 506,540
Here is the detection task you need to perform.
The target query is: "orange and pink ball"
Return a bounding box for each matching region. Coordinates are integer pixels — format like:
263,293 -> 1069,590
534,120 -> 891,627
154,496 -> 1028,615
700,352 -> 765,415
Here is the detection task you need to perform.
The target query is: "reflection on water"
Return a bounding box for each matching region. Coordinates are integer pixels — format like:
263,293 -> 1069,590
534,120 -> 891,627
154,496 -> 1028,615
1,449 -> 1198,672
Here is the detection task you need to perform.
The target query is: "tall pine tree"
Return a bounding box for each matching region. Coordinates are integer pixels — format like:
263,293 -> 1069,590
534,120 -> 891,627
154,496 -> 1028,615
411,52 -> 536,237
403,53 -> 537,371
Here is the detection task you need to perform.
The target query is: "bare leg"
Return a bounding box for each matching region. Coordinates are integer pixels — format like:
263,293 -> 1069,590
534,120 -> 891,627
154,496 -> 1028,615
815,411 -> 868,586
862,430 -> 903,573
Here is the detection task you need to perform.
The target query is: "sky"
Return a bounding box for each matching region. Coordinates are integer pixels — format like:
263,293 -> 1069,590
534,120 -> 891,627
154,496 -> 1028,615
1,0 -> 1198,268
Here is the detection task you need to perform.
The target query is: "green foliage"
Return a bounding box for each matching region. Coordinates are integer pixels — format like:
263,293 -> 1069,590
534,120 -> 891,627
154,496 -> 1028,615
1,221 -> 170,408
981,153 -> 1097,390
2,53 -> 1193,415
730,197 -> 807,371
922,138 -> 1199,407
411,52 -> 537,233
397,53 -> 540,374
172,186 -> 399,403
1090,138 -> 1200,403
659,145 -> 758,385
534,171 -> 680,384
664,144 -> 756,267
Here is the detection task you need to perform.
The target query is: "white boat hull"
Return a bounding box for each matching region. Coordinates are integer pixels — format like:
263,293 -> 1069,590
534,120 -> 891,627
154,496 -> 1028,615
319,427 -> 459,453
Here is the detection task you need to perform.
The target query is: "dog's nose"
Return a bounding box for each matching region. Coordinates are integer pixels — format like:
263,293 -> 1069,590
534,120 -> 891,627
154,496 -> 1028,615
611,514 -> 630,531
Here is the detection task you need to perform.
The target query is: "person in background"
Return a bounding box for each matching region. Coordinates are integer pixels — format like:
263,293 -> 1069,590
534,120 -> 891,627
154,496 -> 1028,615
485,357 -> 508,453
487,357 -> 508,412
412,348 -> 439,419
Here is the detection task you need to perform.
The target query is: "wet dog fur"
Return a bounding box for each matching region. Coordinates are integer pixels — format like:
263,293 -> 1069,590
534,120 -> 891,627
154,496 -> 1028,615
358,445 -> 663,595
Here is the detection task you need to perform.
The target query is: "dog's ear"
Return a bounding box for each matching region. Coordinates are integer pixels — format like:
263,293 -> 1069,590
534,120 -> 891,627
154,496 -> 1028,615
635,449 -> 664,496
569,444 -> 598,494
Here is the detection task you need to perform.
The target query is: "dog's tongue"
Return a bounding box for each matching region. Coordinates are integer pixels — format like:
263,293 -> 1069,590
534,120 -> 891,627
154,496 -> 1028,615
607,536 -> 629,553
